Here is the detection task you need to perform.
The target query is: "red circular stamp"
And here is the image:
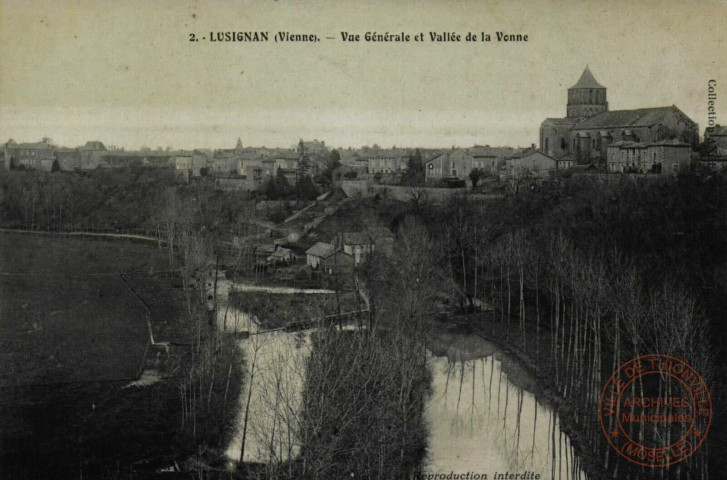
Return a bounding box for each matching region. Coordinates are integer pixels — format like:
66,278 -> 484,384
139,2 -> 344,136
599,354 -> 712,467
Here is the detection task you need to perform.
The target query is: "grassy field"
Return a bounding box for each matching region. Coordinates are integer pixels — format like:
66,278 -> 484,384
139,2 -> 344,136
0,234 -> 172,388
0,232 -> 170,274
0,275 -> 149,387
0,233 -> 231,479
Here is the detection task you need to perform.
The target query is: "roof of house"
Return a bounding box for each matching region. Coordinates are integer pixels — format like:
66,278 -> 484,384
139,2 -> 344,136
362,148 -> 410,159
572,106 -> 689,130
271,151 -> 299,160
609,139 -> 691,149
506,151 -> 556,166
82,141 -> 106,151
542,118 -> 579,126
11,142 -> 54,149
214,151 -> 240,159
305,242 -> 335,258
557,152 -> 575,161
652,139 -> 691,147
468,146 -> 523,158
506,148 -> 543,160
609,141 -> 645,148
339,150 -> 363,161
520,150 -> 556,161
320,250 -> 354,265
269,248 -> 293,259
706,125 -> 727,137
258,244 -> 277,254
569,66 -> 605,89
425,149 -> 475,164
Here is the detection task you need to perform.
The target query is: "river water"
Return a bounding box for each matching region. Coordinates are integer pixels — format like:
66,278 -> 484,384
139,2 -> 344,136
216,276 -> 316,466
216,276 -> 588,479
426,332 -> 588,479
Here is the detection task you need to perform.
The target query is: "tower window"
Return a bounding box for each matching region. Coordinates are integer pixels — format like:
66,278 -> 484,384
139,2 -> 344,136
561,138 -> 567,150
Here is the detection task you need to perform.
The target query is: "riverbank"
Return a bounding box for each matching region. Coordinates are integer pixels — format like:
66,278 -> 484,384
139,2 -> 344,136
227,288 -> 362,330
439,314 -> 608,480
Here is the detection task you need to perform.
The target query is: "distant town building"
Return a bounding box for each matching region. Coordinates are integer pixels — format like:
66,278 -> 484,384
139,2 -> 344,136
556,158 -> 574,170
338,149 -> 366,167
365,148 -> 410,174
467,146 -> 522,173
3,138 -> 190,172
4,139 -> 56,171
606,139 -> 692,174
305,242 -> 336,268
704,125 -> 727,156
211,150 -> 242,176
208,140 -> 300,191
540,67 -> 699,167
80,141 -> 107,169
424,147 -> 524,184
267,247 -> 296,265
331,228 -> 394,265
270,150 -> 299,172
55,148 -> 82,170
174,152 -> 209,182
505,150 -> 558,178
319,250 -> 355,277
425,149 -> 475,183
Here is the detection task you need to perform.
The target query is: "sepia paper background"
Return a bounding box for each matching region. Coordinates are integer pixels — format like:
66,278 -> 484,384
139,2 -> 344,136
1,0 -> 726,150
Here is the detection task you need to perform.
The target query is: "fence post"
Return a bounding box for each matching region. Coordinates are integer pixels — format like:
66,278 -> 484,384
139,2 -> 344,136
137,340 -> 150,379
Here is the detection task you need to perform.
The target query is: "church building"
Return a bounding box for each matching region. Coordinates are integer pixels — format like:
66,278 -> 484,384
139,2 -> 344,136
540,67 -> 699,166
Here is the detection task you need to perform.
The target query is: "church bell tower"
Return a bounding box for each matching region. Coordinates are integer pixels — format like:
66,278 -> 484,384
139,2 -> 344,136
567,66 -> 608,119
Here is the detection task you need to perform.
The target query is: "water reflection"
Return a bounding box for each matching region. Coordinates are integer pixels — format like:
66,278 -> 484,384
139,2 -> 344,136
224,329 -> 310,465
215,282 -> 312,466
426,333 -> 588,480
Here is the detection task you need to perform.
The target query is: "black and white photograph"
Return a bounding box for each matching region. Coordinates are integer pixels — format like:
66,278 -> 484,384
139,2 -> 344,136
1,1 -> 726,479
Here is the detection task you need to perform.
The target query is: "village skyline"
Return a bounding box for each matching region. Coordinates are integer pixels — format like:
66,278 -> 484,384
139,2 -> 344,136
0,133 -> 541,153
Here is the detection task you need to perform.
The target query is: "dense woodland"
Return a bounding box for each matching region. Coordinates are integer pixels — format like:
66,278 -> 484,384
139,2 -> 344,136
0,167 -> 269,238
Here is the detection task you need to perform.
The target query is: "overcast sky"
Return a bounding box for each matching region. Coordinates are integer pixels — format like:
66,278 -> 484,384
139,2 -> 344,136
1,0 -> 726,150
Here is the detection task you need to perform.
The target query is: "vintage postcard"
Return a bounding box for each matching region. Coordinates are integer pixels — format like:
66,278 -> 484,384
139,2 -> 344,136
1,1 -> 726,479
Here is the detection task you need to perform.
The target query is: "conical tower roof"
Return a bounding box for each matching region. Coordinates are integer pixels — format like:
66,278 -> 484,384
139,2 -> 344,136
569,66 -> 605,89
236,137 -> 243,150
